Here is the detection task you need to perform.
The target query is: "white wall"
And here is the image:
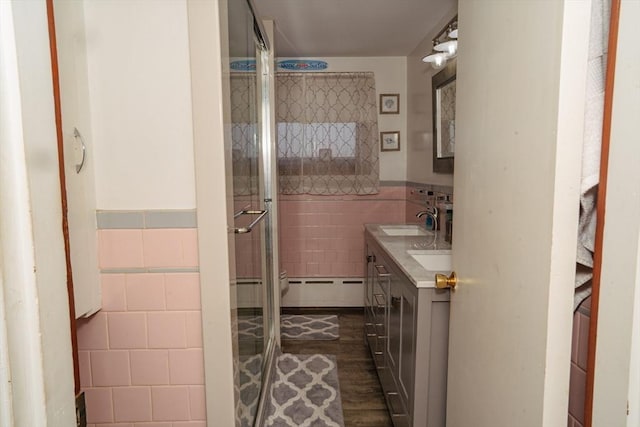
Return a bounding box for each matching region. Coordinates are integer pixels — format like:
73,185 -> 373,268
83,0 -> 196,210
278,57 -> 408,181
406,8 -> 457,186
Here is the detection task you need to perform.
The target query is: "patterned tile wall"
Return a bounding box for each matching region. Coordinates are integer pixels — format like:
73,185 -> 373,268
79,227 -> 205,427
568,296 -> 591,427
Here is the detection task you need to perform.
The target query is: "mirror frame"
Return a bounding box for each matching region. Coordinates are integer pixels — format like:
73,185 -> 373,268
432,61 -> 456,174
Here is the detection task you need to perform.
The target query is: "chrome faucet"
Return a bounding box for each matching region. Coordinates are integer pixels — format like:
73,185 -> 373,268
416,206 -> 439,231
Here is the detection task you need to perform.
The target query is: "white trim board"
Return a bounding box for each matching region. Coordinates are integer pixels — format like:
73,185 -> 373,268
281,278 -> 364,307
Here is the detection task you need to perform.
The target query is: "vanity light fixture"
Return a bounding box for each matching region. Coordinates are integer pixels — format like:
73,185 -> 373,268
422,16 -> 458,69
434,40 -> 458,55
422,51 -> 449,68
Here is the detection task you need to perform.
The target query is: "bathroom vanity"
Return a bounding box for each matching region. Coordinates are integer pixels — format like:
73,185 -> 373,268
364,224 -> 451,427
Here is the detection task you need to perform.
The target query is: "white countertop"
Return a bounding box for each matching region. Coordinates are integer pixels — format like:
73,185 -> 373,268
365,224 -> 452,289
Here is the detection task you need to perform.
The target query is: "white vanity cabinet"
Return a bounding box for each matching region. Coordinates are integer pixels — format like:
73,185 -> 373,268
365,230 -> 451,427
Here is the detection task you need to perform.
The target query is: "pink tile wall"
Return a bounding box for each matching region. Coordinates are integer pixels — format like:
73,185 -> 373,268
406,199 -> 429,225
568,297 -> 591,427
80,228 -> 205,426
234,232 -> 264,280
98,229 -> 199,270
278,187 -> 406,277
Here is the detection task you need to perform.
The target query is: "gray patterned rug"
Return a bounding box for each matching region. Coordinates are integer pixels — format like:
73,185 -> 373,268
280,315 -> 339,340
235,354 -> 263,427
238,314 -> 339,341
266,354 -> 344,427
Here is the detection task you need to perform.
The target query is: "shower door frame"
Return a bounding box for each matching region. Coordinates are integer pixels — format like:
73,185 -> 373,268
187,0 -> 280,424
252,18 -> 283,424
252,21 -> 280,427
231,3 -> 279,426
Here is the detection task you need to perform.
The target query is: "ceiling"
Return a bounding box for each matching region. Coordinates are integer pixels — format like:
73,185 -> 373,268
253,0 -> 456,57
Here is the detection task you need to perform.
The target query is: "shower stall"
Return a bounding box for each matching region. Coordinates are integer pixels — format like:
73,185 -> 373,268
227,0 -> 279,425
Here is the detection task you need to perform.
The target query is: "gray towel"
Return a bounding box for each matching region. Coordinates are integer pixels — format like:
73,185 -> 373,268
575,0 -> 610,311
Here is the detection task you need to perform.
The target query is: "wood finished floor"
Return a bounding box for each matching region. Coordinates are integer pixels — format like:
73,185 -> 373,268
281,308 -> 393,427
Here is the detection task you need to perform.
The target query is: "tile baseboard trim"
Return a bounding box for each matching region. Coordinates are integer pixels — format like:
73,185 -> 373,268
406,181 -> 454,195
379,180 -> 407,186
97,209 -> 197,229
96,184 -> 453,229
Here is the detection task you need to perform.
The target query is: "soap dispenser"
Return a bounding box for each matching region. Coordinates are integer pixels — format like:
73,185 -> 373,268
425,191 -> 435,229
444,204 -> 453,243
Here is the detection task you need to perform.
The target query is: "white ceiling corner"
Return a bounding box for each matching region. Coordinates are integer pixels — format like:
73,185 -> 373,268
254,0 -> 457,57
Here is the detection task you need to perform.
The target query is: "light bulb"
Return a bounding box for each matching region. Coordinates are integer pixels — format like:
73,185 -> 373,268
422,52 -> 448,69
434,40 -> 457,56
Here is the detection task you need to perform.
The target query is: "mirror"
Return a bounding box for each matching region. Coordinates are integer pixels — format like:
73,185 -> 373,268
432,61 -> 456,173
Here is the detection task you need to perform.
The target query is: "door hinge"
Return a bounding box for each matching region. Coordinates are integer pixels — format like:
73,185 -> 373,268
76,391 -> 87,427
366,255 -> 376,263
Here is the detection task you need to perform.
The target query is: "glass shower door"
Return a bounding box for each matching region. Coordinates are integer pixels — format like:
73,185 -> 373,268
228,0 -> 275,425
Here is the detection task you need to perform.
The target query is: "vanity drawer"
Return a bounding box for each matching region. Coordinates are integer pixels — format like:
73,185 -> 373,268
373,347 -> 385,367
365,320 -> 386,368
365,320 -> 376,344
374,317 -> 385,334
379,371 -> 410,427
387,391 -> 410,427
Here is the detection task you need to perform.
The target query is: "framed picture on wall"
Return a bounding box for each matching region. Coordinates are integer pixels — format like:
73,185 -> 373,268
379,94 -> 400,114
380,131 -> 400,152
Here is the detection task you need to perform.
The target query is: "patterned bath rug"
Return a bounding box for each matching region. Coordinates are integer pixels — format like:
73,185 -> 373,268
266,354 -> 345,427
235,354 -> 263,427
237,314 -> 264,341
280,314 -> 339,341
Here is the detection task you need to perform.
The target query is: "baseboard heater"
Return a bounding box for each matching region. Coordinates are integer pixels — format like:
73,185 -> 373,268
288,278 -> 363,285
281,277 -> 365,307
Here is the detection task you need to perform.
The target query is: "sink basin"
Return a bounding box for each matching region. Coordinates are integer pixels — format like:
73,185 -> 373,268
380,225 -> 431,237
407,250 -> 452,271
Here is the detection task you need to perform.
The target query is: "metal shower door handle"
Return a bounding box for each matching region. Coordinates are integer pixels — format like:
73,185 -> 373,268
73,127 -> 86,173
233,209 -> 268,234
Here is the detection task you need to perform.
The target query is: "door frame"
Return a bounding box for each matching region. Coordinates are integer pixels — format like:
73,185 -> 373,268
187,0 -> 241,424
591,0 -> 640,424
0,1 -> 76,425
46,0 -> 81,395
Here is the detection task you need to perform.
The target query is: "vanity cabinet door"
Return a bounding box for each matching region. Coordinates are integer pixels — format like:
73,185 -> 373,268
366,247 -> 390,369
365,248 -> 375,308
399,283 -> 416,406
386,274 -> 402,380
364,252 -> 378,366
364,248 -> 375,344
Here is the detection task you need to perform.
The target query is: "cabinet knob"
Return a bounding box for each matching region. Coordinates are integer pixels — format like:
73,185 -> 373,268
435,271 -> 457,290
